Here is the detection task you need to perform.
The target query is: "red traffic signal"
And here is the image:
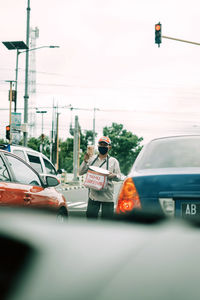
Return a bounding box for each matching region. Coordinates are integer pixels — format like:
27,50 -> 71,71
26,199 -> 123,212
155,24 -> 161,31
6,125 -> 10,140
155,22 -> 162,47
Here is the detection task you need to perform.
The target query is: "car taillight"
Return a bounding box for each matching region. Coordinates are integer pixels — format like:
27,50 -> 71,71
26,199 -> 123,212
116,177 -> 141,214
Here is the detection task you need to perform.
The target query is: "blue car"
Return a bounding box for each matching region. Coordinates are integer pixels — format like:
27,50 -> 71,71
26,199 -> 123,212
116,135 -> 200,218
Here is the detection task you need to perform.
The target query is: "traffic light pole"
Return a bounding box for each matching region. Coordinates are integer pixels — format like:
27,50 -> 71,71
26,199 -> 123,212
162,35 -> 200,46
73,115 -> 79,182
9,81 -> 12,144
56,112 -> 60,170
15,50 -> 19,113
23,0 -> 30,147
155,23 -> 200,47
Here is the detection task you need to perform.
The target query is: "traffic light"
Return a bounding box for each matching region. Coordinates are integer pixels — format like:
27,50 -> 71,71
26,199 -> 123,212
155,22 -> 162,47
6,125 -> 10,140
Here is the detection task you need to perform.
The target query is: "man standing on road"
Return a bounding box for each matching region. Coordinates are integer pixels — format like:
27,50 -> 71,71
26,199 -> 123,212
79,136 -> 121,219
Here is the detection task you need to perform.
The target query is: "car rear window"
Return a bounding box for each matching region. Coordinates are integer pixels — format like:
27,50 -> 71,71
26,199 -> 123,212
135,136 -> 200,170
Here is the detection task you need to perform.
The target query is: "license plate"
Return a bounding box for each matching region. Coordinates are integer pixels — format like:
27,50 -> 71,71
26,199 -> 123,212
181,203 -> 200,217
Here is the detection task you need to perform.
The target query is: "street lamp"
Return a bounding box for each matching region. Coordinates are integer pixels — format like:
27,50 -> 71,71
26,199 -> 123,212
2,41 -> 28,112
15,45 -> 59,112
2,41 -> 60,145
36,110 -> 47,152
36,110 -> 47,135
23,44 -> 59,147
2,41 -> 59,113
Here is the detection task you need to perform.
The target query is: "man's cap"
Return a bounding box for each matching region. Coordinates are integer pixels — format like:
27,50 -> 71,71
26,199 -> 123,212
98,136 -> 111,145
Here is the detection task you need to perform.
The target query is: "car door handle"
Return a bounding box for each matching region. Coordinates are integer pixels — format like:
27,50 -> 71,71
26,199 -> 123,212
24,195 -> 31,203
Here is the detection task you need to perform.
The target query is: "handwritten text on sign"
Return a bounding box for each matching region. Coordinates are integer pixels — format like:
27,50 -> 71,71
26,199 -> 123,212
84,170 -> 107,190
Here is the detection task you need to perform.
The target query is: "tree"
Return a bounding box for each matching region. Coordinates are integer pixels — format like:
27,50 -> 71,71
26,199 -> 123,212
27,137 -> 40,151
103,123 -> 143,175
23,124 -> 143,176
27,135 -> 50,159
58,128 -> 96,172
59,138 -> 74,172
39,135 -> 51,158
0,139 -> 7,145
79,129 -> 94,156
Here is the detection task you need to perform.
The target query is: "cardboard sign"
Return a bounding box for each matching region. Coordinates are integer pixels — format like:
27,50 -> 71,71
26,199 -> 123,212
84,166 -> 109,190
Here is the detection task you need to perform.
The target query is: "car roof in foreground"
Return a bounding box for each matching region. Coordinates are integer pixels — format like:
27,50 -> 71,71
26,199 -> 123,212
130,134 -> 200,174
1,208 -> 200,300
146,134 -> 200,142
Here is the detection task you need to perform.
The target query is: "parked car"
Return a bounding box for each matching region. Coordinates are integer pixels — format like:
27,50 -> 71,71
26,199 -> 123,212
116,135 -> 200,218
0,144 -> 62,179
0,149 -> 68,220
0,208 -> 200,300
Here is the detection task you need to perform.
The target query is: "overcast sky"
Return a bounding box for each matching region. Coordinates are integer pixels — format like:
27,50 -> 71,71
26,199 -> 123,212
1,0 -> 200,144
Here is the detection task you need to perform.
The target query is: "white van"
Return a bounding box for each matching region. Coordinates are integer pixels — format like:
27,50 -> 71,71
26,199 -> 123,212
0,144 -> 61,178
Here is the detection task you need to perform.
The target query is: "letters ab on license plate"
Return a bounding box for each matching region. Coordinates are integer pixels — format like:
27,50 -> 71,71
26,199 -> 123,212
181,203 -> 200,217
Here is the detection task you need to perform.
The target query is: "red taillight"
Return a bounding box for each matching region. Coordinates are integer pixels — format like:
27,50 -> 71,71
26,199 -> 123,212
116,178 -> 141,214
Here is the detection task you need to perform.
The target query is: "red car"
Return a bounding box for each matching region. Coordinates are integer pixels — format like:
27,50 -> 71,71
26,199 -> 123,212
0,149 -> 68,220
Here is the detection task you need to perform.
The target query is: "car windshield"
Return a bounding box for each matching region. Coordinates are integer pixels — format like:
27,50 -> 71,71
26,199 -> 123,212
135,136 -> 200,170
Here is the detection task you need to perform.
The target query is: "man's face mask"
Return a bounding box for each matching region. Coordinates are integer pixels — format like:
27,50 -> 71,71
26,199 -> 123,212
98,146 -> 109,155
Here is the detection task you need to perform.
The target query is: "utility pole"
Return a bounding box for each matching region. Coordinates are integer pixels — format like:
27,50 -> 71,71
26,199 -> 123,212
93,108 -> 99,145
36,110 -> 47,152
9,82 -> 13,144
50,103 -> 56,162
15,50 -> 19,112
73,115 -> 79,182
78,130 -> 81,174
69,106 -> 99,145
29,26 -> 39,137
23,0 -> 31,146
56,112 -> 60,170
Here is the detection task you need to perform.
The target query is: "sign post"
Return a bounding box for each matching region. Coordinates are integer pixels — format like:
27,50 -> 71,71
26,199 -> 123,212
11,112 -> 22,144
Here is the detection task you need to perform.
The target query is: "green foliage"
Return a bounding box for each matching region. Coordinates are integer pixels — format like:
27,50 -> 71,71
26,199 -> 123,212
39,135 -> 50,159
27,135 -> 50,159
59,130 -> 95,172
0,139 -> 7,145
103,123 -> 143,175
27,137 -> 40,151
59,138 -> 74,172
79,129 -> 95,163
80,129 -> 94,153
25,123 -> 143,176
